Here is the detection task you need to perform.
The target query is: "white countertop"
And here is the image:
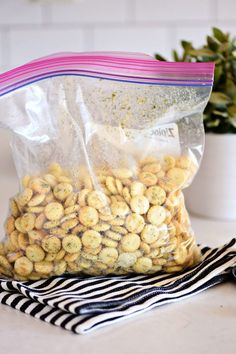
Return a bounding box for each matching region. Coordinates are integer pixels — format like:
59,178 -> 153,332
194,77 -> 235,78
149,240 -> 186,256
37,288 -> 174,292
0,157 -> 235,354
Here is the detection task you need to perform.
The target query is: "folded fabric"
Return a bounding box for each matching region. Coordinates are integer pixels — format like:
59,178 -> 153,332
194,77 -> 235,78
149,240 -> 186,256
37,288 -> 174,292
0,239 -> 235,334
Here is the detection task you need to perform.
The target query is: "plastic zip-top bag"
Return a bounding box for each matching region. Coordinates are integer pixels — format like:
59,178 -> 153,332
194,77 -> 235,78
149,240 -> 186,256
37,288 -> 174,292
0,52 -> 214,280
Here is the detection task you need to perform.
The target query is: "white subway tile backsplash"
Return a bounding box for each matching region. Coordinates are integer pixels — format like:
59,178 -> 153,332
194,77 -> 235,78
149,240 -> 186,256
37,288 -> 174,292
217,0 -> 236,20
0,0 -> 235,72
93,26 -> 171,58
135,0 -> 212,22
0,0 -> 43,25
51,0 -> 127,24
9,28 -> 85,68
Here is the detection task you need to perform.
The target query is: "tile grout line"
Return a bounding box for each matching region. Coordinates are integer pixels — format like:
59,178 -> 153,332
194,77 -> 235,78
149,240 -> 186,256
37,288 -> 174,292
126,0 -> 136,23
1,18 -> 235,31
41,1 -> 53,25
210,0 -> 218,23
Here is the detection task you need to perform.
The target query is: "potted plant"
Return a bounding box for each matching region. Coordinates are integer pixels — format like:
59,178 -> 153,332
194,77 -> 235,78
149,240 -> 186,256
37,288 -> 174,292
155,27 -> 236,220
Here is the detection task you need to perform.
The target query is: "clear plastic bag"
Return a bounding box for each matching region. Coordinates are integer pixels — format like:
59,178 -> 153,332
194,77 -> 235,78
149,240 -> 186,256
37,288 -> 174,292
0,52 -> 214,280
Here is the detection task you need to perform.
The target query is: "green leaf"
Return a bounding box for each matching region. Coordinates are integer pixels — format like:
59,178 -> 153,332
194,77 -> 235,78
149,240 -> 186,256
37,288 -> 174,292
219,42 -> 231,54
171,49 -> 180,62
155,53 -> 167,61
181,40 -> 192,51
212,109 -> 228,117
225,78 -> 236,98
229,117 -> 236,127
205,119 -> 220,127
231,60 -> 236,79
209,92 -> 231,105
232,37 -> 236,46
227,105 -> 236,117
189,48 -> 215,57
212,27 -> 228,43
207,35 -> 220,51
214,65 -> 223,84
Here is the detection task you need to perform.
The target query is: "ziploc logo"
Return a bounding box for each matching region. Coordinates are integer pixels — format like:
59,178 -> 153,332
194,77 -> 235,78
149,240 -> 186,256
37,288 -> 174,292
151,126 -> 176,138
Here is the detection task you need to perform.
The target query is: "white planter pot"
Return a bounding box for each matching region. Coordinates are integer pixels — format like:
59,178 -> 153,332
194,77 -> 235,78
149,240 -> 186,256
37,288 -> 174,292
185,134 -> 236,221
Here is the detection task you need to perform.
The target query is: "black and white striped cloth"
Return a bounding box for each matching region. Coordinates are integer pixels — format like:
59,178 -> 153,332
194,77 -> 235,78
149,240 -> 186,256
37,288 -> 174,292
0,239 -> 235,334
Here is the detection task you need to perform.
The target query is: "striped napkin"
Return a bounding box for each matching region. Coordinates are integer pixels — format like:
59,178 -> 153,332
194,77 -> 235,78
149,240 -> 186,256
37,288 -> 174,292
0,239 -> 235,334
